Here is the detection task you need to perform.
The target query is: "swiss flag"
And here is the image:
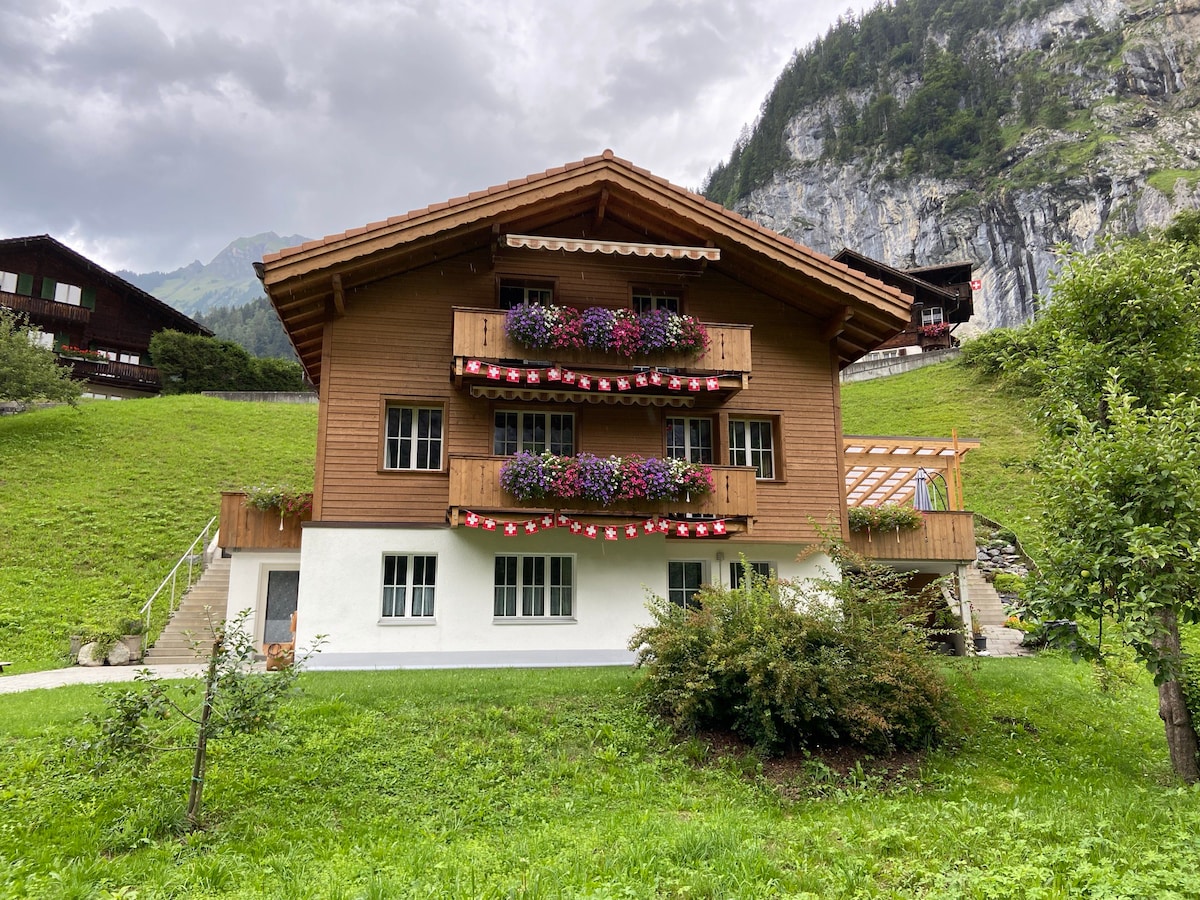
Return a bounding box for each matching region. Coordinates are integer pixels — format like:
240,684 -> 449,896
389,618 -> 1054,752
526,370 -> 540,384
970,279 -> 982,291
503,522 -> 518,536
562,370 -> 576,385
624,524 -> 639,539
556,513 -> 571,527
603,526 -> 618,541
616,377 -> 631,391
657,518 -> 671,533
540,514 -> 556,529
570,521 -> 584,535
547,367 -> 562,382
524,520 -> 539,535
634,373 -> 649,388
482,518 -> 497,531
649,371 -> 663,386
506,368 -> 522,383
705,377 -> 720,391
486,365 -> 502,380
687,377 -> 701,392
643,518 -> 657,535
577,374 -> 592,390
695,522 -> 710,537
668,376 -> 682,391
675,522 -> 690,537
464,511 -> 480,528
465,359 -> 482,374
598,378 -> 611,392
712,520 -> 726,535
584,524 -> 599,539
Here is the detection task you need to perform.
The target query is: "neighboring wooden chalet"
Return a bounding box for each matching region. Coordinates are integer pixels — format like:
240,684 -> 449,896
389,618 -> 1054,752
834,249 -> 975,356
0,235 -> 211,398
228,151 -> 980,669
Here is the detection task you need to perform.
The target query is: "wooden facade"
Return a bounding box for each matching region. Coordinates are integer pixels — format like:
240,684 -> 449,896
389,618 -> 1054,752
0,235 -> 210,397
218,492 -> 307,551
846,511 -> 977,563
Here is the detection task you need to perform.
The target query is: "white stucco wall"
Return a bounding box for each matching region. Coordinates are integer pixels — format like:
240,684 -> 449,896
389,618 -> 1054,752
282,525 -> 836,669
225,549 -> 301,645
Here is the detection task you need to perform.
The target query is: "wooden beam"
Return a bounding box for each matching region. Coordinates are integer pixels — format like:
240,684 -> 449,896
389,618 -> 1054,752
820,307 -> 851,342
331,274 -> 345,317
592,188 -> 609,230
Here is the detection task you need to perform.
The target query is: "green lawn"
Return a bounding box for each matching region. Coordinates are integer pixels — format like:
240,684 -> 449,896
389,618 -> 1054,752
0,397 -> 317,672
1,657 -> 1196,899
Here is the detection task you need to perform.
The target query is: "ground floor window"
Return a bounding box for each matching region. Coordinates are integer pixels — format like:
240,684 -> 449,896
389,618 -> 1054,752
730,561 -> 774,589
382,554 -> 437,617
494,554 -> 574,618
668,561 -> 706,608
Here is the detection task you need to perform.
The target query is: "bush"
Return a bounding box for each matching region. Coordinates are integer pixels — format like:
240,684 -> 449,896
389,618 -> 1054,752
630,556 -> 962,755
958,322 -> 1055,392
149,331 -> 310,393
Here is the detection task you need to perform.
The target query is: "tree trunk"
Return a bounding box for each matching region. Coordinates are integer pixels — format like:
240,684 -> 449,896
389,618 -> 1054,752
186,636 -> 223,829
1153,607 -> 1200,783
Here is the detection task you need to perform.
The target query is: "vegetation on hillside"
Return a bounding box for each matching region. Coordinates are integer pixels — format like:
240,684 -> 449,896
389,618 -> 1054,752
150,330 -> 309,393
196,296 -> 298,362
703,0 -> 1119,205
0,397 -> 317,671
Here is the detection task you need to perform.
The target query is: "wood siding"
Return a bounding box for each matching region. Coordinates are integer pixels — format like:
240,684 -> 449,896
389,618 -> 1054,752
846,511 -> 976,562
451,308 -> 752,373
314,222 -> 849,542
219,492 -> 308,550
448,456 -> 757,519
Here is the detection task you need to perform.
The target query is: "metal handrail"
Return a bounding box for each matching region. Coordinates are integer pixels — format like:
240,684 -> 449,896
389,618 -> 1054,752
140,516 -> 218,632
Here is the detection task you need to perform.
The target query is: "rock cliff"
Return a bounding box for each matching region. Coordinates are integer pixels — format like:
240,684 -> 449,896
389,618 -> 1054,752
730,0 -> 1200,329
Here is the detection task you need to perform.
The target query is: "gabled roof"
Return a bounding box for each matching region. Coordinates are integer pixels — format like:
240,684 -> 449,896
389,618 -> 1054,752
260,150 -> 912,385
0,234 -> 213,336
833,248 -> 960,308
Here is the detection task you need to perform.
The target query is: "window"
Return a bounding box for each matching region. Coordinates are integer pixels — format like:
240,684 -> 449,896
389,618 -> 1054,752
0,271 -> 18,293
730,561 -> 774,589
632,288 -> 680,314
920,306 -> 945,326
729,419 -> 775,480
499,278 -> 554,309
494,555 -> 574,618
384,405 -> 443,470
665,417 -> 713,464
668,561 -> 705,608
382,554 -> 437,617
54,282 -> 83,306
493,411 -> 574,455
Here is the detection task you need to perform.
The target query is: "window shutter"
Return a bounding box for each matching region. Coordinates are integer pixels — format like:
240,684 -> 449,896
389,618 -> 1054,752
40,278 -> 57,300
16,273 -> 34,296
53,332 -> 67,350
80,287 -> 97,310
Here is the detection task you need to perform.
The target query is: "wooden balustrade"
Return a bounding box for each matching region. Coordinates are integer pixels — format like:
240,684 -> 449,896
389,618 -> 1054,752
219,492 -> 309,550
1,291 -> 92,325
845,510 -> 976,562
448,455 -> 758,520
451,307 -> 752,374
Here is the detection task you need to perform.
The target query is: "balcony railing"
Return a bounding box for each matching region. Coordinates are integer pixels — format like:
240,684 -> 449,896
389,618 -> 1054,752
451,308 -> 752,375
1,291 -> 92,325
60,357 -> 162,389
846,510 -> 976,562
448,455 -> 758,520
218,491 -> 309,551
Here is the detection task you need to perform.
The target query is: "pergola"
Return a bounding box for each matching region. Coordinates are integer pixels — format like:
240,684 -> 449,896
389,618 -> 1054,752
843,435 -> 979,510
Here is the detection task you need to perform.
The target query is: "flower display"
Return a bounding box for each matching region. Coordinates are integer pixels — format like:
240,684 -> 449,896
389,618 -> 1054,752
847,504 -> 923,533
505,303 -> 709,357
919,322 -> 950,338
245,485 -> 314,518
500,451 -> 713,504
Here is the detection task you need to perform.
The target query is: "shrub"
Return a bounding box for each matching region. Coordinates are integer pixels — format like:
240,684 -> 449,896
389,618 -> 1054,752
630,555 -> 962,755
847,504 -> 923,532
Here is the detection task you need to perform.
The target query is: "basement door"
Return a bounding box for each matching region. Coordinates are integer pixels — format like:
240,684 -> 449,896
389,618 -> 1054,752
263,569 -> 300,644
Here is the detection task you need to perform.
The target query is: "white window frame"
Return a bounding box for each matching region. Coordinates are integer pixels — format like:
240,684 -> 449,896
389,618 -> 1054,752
384,405 -> 444,471
381,553 -> 437,620
493,410 -> 574,456
494,554 -> 575,620
0,271 -> 17,293
632,288 -> 681,314
921,306 -> 945,326
499,278 -> 554,309
668,560 -> 706,608
730,561 -> 774,589
54,282 -> 83,306
665,416 -> 713,464
729,419 -> 776,480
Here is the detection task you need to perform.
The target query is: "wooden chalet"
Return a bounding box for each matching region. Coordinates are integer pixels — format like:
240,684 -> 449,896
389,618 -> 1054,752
225,151 -> 979,669
0,235 -> 211,398
834,249 -> 974,355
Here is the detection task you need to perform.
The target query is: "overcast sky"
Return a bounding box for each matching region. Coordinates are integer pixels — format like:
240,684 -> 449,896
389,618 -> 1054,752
0,0 -> 864,273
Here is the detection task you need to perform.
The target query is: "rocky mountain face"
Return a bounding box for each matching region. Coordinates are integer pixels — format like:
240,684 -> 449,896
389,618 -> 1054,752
727,0 -> 1200,330
120,232 -> 308,316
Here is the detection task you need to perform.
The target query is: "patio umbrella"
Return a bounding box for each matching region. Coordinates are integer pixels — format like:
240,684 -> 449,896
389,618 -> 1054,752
913,468 -> 933,511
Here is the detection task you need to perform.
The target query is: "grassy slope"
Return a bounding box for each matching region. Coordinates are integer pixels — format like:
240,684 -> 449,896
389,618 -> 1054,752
0,397 -> 317,671
842,361 -> 1044,547
1,659 -> 1195,898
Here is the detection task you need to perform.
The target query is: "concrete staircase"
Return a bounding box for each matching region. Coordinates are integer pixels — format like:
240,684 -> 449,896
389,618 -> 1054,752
964,565 -> 1029,657
142,556 -> 230,665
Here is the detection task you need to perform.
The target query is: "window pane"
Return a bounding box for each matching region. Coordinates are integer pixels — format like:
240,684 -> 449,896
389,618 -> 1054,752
523,413 -> 547,455
550,414 -> 574,455
494,556 -> 517,616
382,554 -> 408,617
522,555 -> 545,616
494,412 -> 518,455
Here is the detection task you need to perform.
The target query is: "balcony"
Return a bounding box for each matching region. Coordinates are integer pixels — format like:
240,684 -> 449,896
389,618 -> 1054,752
59,357 -> 162,390
218,492 -> 309,551
1,290 -> 92,326
448,455 -> 758,525
451,307 -> 751,406
846,511 -> 976,562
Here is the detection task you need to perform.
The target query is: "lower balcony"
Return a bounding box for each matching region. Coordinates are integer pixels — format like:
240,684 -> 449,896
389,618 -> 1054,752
448,455 -> 758,524
219,492 -> 309,551
846,510 -> 976,562
59,357 -> 162,390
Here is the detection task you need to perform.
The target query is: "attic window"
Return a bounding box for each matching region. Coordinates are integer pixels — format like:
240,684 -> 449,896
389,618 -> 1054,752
504,234 -> 720,261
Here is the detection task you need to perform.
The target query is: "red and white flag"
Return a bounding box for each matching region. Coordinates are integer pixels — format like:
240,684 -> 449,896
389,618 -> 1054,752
668,376 -> 683,391
598,378 -> 611,392
562,370 -> 577,385
712,520 -> 726,535
695,522 -> 709,537
547,367 -> 562,382
506,368 -> 522,383
556,513 -> 571,527
465,359 -> 482,374
464,511 -> 480,528
706,377 -> 720,391
657,518 -> 671,533
487,365 -> 502,380
540,514 -> 556,529
642,518 -> 658,535
634,373 -> 649,388
649,371 -> 663,386
578,374 -> 592,390
624,523 -> 639,539
526,370 -> 540,384
523,520 -> 539,535
674,522 -> 690,537
616,377 -> 631,391
482,518 -> 497,531
570,521 -> 584,535
584,524 -> 598,539
503,522 -> 519,536
603,526 -> 618,541
687,377 -> 701,392
970,278 -> 982,291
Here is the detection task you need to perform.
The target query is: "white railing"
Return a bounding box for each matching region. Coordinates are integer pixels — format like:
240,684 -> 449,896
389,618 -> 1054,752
140,516 -> 218,632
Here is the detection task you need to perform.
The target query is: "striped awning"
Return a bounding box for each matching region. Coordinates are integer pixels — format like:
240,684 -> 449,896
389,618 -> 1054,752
505,233 -> 720,261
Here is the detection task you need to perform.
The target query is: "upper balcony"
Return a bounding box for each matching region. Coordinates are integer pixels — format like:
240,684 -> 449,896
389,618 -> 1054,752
448,455 -> 757,533
2,290 -> 92,326
451,307 -> 751,407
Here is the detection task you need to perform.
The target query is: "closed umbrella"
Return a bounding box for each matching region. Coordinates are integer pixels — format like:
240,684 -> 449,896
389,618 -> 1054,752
913,468 -> 933,511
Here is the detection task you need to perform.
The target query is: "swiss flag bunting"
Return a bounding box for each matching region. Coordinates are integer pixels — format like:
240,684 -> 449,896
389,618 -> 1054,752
458,510 -> 730,540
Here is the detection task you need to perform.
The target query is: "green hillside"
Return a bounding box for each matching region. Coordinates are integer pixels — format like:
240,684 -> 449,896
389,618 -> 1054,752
0,397 -> 317,671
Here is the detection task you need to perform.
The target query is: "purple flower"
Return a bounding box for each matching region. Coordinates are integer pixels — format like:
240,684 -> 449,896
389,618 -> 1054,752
581,306 -> 615,351
505,304 -> 552,348
500,450 -> 551,500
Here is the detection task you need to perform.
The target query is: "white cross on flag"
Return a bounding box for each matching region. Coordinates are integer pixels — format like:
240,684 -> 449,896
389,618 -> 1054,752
506,368 -> 521,383
643,518 -> 657,534
465,359 -> 482,374
970,279 -> 982,291
598,378 -> 611,391
570,520 -> 584,535
487,365 -> 501,380
503,522 -> 518,536
603,526 -> 618,541
547,367 -> 562,381
584,524 -> 598,539
624,524 -> 638,538
668,376 -> 682,391
483,518 -> 497,531
674,522 -> 690,537
695,522 -> 709,537
649,371 -> 663,386
524,520 -> 538,534
464,511 -> 480,528
556,513 -> 571,527
706,377 -> 719,391
562,370 -> 576,385
635,373 -> 648,388
687,378 -> 701,391
540,514 -> 556,529
526,370 -> 540,384
578,374 -> 592,390
712,520 -> 726,535
616,377 -> 631,391
657,518 -> 671,533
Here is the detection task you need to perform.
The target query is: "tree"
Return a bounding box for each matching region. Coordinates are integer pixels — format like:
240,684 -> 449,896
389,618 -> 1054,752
149,330 -> 309,394
0,309 -> 83,405
1031,236 -> 1200,782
